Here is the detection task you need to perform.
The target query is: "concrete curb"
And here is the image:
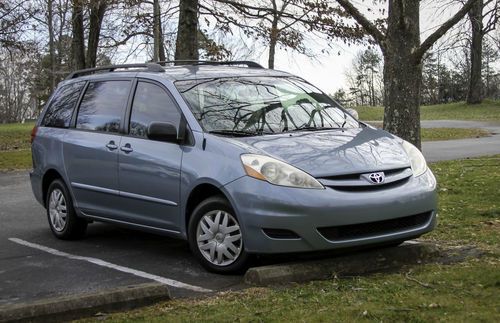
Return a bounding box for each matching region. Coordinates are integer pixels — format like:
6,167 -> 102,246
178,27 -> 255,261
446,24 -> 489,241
0,283 -> 170,323
244,242 -> 441,286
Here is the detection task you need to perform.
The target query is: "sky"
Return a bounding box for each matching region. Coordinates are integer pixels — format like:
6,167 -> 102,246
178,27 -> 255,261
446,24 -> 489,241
251,0 -> 475,94
118,1 -> 492,95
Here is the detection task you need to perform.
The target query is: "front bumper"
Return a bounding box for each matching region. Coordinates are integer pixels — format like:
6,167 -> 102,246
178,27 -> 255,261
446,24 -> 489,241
223,169 -> 438,254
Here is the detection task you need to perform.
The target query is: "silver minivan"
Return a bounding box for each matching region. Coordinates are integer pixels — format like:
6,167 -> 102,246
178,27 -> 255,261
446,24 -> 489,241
30,61 -> 437,273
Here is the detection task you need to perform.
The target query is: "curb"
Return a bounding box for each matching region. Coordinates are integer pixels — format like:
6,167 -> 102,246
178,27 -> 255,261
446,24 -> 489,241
244,242 -> 441,286
0,283 -> 170,323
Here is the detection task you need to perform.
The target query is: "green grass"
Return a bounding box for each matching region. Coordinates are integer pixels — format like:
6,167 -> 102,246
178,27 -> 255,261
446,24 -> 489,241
427,157 -> 500,249
0,150 -> 32,171
422,128 -> 490,141
0,122 -> 34,150
0,122 -> 34,171
356,100 -> 500,121
366,124 -> 491,141
81,156 -> 500,322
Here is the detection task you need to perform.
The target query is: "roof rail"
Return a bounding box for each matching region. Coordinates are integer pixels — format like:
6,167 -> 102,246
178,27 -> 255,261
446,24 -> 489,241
156,60 -> 264,68
66,63 -> 165,80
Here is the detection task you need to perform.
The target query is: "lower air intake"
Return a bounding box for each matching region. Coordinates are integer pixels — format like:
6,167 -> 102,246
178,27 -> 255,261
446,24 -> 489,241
317,212 -> 432,241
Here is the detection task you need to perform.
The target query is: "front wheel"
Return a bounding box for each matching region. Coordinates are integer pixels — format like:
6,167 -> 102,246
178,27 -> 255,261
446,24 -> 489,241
188,196 -> 249,274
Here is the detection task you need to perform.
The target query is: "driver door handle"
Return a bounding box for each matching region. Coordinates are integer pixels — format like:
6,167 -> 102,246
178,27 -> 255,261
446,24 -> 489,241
106,141 -> 118,150
120,143 -> 133,153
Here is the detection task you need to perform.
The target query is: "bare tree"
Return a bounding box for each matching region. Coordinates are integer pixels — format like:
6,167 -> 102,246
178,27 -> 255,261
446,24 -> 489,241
0,0 -> 32,49
86,0 -> 108,68
467,0 -> 499,104
70,0 -> 109,69
152,0 -> 166,61
71,0 -> 85,69
175,0 -> 199,60
200,0 -> 364,69
336,0 -> 480,148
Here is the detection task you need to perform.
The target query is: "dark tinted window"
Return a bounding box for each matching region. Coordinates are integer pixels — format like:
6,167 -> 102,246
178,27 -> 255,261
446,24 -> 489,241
129,82 -> 181,138
76,81 -> 130,133
42,82 -> 85,128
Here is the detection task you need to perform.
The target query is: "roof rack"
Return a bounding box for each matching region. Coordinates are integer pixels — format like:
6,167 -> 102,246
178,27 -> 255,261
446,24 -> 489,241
66,63 -> 165,79
156,60 -> 264,68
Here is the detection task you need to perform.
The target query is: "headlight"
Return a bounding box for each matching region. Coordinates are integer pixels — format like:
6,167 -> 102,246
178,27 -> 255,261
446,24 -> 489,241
401,140 -> 427,177
240,154 -> 324,189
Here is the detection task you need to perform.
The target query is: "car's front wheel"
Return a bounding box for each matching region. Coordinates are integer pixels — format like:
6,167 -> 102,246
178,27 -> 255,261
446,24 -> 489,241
46,179 -> 87,239
188,196 -> 249,274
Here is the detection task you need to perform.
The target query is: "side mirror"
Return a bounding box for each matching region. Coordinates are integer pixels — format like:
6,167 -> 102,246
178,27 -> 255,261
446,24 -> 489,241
147,122 -> 178,143
346,108 -> 359,120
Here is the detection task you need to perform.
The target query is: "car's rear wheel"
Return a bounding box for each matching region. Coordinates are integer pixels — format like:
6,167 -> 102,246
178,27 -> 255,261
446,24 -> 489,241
188,196 -> 249,274
46,179 -> 87,239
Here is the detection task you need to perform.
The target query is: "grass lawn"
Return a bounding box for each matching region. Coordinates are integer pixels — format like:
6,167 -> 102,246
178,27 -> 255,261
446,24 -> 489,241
0,122 -> 34,171
0,150 -> 32,171
422,128 -> 490,141
356,126 -> 494,141
80,156 -> 500,322
356,99 -> 500,121
0,122 -> 34,150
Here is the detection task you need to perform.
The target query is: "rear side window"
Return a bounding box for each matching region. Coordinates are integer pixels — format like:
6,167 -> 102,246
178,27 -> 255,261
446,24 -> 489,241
129,82 -> 181,138
76,81 -> 130,133
41,82 -> 85,128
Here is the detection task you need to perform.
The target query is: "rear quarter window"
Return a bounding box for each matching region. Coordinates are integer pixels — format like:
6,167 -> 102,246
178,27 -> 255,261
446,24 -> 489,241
41,82 -> 85,128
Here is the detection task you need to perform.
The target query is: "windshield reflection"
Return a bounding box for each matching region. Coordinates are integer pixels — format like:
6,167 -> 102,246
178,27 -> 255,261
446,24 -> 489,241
175,77 -> 359,135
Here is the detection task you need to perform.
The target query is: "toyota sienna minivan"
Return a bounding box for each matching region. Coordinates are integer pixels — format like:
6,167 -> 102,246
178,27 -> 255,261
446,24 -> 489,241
30,61 -> 437,273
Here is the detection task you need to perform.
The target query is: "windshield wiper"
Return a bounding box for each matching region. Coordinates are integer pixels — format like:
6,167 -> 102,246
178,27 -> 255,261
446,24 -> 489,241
287,126 -> 340,132
208,129 -> 261,137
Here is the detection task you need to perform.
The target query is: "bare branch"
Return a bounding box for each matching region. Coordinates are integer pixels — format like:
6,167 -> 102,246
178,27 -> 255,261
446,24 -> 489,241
335,0 -> 385,48
414,0 -> 480,62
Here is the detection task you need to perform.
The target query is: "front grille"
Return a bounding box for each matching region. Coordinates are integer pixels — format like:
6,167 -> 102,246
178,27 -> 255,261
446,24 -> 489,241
321,167 -> 408,181
318,167 -> 413,191
331,177 -> 410,192
317,212 -> 432,241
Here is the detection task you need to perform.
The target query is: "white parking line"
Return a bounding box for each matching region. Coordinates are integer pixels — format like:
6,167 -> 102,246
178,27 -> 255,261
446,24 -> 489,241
9,237 -> 212,293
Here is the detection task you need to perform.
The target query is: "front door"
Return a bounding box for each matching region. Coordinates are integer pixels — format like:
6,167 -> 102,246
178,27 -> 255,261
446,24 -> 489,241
116,80 -> 183,231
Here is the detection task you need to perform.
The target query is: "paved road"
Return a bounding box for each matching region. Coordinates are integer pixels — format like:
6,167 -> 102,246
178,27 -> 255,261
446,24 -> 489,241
0,172 -> 242,306
421,120 -> 500,162
1,120 -> 498,309
368,120 -> 500,162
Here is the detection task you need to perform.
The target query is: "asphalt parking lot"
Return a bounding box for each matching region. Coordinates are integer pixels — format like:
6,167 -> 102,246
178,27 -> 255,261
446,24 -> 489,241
0,172 -> 242,307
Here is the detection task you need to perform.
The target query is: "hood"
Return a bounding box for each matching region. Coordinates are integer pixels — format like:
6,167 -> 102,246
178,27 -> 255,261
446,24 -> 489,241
227,127 -> 411,177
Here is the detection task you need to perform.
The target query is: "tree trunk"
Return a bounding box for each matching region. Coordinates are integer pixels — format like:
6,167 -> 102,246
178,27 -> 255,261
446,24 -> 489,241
47,0 -> 56,91
268,17 -> 279,69
71,0 -> 85,70
175,0 -> 199,61
86,0 -> 107,68
466,0 -> 483,104
153,0 -> 166,61
382,0 -> 422,149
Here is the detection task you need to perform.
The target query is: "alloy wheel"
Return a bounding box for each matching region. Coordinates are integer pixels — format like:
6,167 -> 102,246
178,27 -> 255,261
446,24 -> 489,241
48,188 -> 67,232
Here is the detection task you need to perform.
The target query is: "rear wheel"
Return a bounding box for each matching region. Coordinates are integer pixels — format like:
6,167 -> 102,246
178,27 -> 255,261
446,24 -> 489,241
188,196 -> 249,273
46,179 -> 87,239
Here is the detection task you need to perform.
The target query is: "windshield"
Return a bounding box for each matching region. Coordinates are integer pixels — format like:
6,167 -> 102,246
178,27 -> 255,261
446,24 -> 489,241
175,76 -> 359,135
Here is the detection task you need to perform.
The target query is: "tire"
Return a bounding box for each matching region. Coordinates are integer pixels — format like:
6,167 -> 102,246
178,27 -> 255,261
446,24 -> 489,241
46,179 -> 87,240
188,196 -> 249,274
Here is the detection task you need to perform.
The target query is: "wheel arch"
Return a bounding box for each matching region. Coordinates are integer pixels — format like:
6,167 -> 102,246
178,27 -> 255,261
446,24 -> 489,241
41,168 -> 66,207
184,182 -> 232,237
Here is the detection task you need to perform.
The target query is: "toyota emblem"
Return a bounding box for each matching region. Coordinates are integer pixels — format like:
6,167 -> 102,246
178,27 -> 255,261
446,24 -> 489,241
368,172 -> 385,184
